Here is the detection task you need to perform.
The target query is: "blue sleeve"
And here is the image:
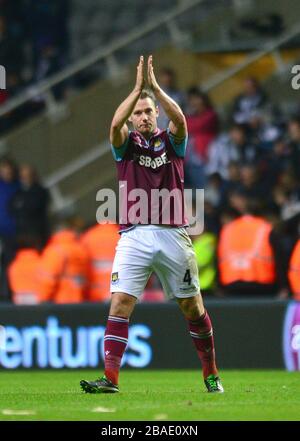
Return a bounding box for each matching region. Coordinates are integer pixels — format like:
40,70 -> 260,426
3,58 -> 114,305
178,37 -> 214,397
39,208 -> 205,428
111,134 -> 130,162
167,128 -> 188,158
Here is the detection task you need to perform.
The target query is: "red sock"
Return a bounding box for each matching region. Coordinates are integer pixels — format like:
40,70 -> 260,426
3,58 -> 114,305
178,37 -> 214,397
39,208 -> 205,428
188,310 -> 218,379
104,315 -> 128,385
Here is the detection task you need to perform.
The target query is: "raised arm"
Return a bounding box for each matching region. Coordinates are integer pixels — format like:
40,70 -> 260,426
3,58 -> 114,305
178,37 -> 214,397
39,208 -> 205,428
110,56 -> 145,147
147,55 -> 187,139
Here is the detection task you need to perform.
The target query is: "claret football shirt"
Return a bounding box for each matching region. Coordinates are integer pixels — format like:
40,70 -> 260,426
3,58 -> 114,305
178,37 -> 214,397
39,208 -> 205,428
111,128 -> 188,232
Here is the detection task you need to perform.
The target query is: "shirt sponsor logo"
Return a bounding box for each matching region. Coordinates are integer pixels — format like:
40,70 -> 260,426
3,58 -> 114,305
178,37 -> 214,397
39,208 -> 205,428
138,152 -> 170,169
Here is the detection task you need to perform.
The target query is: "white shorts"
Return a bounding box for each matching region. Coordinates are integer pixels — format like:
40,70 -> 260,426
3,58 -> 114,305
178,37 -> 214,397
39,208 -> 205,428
110,225 -> 200,300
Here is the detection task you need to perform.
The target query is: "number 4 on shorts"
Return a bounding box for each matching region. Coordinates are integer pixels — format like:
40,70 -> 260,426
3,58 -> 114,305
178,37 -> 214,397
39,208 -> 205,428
183,269 -> 192,285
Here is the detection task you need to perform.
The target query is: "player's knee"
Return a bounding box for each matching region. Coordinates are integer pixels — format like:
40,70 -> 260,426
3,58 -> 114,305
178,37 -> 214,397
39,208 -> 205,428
178,295 -> 204,320
109,292 -> 136,318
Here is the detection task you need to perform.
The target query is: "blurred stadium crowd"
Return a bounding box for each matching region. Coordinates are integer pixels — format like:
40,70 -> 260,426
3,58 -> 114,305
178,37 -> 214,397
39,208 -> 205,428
1,1 -> 300,304
1,69 -> 300,304
0,0 -> 70,133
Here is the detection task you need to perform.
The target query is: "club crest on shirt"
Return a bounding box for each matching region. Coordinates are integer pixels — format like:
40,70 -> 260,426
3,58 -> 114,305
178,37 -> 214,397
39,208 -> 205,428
111,272 -> 119,283
153,138 -> 165,152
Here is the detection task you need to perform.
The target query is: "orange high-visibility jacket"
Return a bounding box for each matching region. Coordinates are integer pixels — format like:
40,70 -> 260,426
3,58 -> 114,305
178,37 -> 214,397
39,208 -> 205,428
288,239 -> 300,300
218,215 -> 276,285
39,230 -> 89,303
80,223 -> 119,302
8,249 -> 41,305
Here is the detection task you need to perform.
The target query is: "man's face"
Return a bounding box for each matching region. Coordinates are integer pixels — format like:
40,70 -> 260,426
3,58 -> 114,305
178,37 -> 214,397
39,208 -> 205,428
230,127 -> 245,146
130,98 -> 158,137
187,95 -> 205,114
244,78 -> 257,96
240,165 -> 256,186
158,72 -> 174,89
19,165 -> 35,186
0,163 -> 14,182
288,121 -> 300,142
229,193 -> 247,214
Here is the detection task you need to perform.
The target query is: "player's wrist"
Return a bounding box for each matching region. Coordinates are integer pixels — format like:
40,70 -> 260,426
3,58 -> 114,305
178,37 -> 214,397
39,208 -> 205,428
133,85 -> 143,94
151,85 -> 162,97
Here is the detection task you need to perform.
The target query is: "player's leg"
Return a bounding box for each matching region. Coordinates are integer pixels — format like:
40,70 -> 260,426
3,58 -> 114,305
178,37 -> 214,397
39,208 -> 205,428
80,292 -> 136,394
153,227 -> 223,393
80,228 -> 153,393
176,294 -> 223,393
103,292 -> 136,388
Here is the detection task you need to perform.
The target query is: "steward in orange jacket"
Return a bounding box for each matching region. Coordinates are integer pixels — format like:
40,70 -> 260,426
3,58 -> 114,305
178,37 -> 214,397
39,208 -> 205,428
80,223 -> 119,302
288,239 -> 300,300
39,228 -> 89,303
218,214 -> 278,296
8,248 -> 41,304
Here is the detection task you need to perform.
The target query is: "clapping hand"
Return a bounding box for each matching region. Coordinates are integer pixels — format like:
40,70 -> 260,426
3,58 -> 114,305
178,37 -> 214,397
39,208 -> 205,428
135,55 -> 145,92
147,55 -> 160,93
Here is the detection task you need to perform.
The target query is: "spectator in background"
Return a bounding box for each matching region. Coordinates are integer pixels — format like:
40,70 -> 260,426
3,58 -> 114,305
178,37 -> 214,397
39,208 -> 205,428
186,87 -> 219,162
288,236 -> 300,300
205,122 -> 259,179
206,132 -> 239,179
0,157 -> 19,237
33,41 -> 67,100
204,172 -> 226,210
232,76 -> 268,124
0,157 -> 19,301
25,0 -> 70,69
80,223 -> 119,302
287,116 -> 300,178
222,161 -> 241,201
39,220 -> 89,304
157,67 -> 185,129
228,123 -> 257,165
8,234 -> 41,305
0,0 -> 70,132
185,87 -> 219,189
248,109 -> 281,152
0,12 -> 26,133
9,164 -> 50,247
193,226 -> 217,296
0,71 -> 29,134
237,164 -> 266,200
0,14 -> 24,75
273,171 -> 300,222
218,193 -> 288,297
261,137 -> 292,189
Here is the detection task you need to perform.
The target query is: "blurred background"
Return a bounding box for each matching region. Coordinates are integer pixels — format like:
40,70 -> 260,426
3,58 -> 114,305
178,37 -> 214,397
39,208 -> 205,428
1,0 -> 300,306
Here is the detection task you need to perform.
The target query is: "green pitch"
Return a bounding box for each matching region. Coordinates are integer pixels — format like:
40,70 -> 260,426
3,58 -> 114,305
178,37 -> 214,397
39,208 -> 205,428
0,370 -> 299,421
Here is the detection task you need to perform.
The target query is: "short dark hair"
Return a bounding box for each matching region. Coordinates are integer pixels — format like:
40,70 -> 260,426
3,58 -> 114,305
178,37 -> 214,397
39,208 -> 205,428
140,89 -> 156,105
187,87 -> 212,108
159,67 -> 175,78
229,122 -> 249,135
0,155 -> 18,178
